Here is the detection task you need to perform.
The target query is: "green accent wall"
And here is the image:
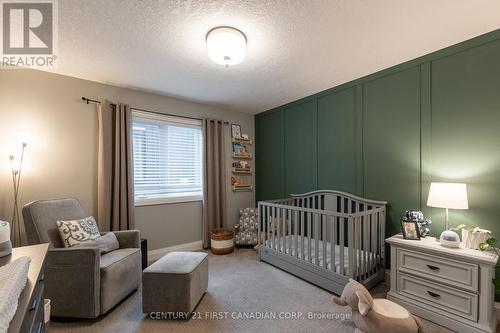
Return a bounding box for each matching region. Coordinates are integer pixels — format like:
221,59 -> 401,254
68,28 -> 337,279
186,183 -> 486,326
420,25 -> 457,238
255,29 -> 500,250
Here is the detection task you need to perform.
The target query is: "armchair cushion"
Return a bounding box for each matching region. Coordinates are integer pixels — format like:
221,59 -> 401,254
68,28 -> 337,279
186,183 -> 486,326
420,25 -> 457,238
100,248 -> 141,313
73,232 -> 119,254
56,216 -> 100,247
106,230 -> 141,249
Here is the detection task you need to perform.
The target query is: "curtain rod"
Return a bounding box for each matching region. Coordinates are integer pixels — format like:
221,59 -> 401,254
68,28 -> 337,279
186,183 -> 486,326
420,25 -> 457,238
81,96 -> 229,124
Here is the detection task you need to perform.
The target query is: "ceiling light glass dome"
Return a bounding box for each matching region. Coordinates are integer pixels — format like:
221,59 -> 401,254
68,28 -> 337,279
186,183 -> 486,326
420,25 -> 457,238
206,26 -> 247,67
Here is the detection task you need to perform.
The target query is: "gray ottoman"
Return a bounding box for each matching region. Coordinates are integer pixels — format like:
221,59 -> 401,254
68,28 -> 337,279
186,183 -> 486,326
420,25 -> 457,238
142,251 -> 208,314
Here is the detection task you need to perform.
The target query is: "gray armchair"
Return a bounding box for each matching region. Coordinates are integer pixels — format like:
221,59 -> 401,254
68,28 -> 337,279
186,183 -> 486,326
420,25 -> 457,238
22,198 -> 142,318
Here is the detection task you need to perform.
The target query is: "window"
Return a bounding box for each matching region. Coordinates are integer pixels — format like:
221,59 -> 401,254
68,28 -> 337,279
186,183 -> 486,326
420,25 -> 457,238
132,110 -> 203,205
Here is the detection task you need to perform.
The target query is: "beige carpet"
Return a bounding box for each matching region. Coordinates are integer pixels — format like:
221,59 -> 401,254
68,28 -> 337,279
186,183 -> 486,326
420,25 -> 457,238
49,249 -> 453,333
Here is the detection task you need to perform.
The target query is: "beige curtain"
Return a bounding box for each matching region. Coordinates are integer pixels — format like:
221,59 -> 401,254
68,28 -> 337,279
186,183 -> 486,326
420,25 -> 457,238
97,100 -> 135,231
202,119 -> 227,248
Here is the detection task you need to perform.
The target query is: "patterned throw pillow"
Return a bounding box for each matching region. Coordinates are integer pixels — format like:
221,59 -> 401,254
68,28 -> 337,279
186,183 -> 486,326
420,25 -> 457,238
56,216 -> 101,248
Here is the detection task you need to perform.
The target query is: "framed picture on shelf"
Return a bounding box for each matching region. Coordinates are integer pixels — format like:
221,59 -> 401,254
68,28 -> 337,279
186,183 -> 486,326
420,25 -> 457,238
400,219 -> 421,240
232,143 -> 249,156
231,124 -> 242,138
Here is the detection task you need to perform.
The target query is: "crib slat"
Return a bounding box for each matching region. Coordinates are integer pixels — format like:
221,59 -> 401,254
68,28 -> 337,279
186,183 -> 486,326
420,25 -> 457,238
331,216 -> 336,272
356,216 -> 361,280
347,217 -> 354,278
380,210 -> 385,268
272,206 -> 276,251
339,216 -> 345,275
322,214 -> 327,270
294,210 -> 299,258
308,212 -> 312,264
364,214 -> 368,279
287,208 -> 292,255
284,208 -> 288,254
267,206 -> 271,249
314,213 -> 319,266
300,209 -> 305,260
371,212 -> 376,275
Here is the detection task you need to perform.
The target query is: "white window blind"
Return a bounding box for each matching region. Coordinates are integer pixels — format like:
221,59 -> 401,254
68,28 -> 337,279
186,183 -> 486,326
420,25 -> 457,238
132,111 -> 203,205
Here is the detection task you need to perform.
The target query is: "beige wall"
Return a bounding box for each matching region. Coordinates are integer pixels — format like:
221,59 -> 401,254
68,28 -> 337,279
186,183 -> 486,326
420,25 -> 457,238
0,69 -> 254,250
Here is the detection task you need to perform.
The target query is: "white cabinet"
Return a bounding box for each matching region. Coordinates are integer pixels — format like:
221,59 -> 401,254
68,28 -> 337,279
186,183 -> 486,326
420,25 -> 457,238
386,235 -> 498,333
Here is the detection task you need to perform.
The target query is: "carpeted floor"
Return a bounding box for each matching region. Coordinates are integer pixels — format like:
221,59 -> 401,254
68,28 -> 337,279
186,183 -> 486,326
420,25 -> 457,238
49,249 -> 454,333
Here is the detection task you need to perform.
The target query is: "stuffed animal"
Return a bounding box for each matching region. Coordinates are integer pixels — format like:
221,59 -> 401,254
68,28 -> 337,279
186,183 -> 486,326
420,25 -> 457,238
332,279 -> 421,333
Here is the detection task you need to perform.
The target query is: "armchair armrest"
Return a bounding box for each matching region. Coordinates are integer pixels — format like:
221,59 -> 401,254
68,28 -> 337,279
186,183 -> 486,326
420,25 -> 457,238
111,230 -> 141,249
45,247 -> 100,318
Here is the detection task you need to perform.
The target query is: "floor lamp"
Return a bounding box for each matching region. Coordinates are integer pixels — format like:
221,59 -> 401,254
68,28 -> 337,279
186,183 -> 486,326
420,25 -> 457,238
8,141 -> 27,248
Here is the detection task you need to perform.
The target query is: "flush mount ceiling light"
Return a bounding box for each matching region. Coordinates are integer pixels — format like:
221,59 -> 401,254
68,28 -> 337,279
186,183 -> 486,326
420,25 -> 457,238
206,26 -> 247,67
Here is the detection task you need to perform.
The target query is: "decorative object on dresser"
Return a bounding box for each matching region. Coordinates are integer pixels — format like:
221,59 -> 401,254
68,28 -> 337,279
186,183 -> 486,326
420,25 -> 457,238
386,234 -> 498,333
451,224 -> 492,250
0,222 -> 12,257
234,208 -> 258,247
400,219 -> 421,240
404,210 -> 432,237
22,198 -> 142,318
0,243 -> 48,333
427,182 -> 468,248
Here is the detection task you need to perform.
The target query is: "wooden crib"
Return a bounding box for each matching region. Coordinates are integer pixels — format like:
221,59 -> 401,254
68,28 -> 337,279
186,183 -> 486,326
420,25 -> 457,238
258,190 -> 387,295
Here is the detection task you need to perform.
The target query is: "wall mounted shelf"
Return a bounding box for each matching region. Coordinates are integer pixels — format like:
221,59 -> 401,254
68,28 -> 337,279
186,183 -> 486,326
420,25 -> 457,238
232,138 -> 253,145
232,168 -> 252,174
232,185 -> 253,192
232,154 -> 252,159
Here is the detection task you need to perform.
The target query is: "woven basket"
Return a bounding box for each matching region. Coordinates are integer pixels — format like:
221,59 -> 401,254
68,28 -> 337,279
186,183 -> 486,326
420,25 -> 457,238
211,229 -> 234,255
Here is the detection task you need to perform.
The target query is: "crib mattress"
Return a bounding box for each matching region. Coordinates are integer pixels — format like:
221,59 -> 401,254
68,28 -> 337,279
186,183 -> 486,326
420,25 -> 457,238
264,235 -> 378,275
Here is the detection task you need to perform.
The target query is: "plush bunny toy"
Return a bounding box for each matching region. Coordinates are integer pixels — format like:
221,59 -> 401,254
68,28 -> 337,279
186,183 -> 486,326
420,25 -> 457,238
332,279 -> 421,333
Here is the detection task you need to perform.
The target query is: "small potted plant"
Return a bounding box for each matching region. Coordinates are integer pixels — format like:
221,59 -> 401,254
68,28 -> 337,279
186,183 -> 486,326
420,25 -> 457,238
452,225 -> 500,301
451,224 -> 491,250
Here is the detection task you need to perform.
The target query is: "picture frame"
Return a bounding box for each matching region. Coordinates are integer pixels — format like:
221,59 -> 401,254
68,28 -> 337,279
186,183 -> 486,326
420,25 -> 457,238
400,219 -> 421,240
231,124 -> 242,138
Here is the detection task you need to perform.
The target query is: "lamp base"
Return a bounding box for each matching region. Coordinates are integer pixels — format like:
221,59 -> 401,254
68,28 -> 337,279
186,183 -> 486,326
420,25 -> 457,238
0,240 -> 12,257
440,230 -> 460,248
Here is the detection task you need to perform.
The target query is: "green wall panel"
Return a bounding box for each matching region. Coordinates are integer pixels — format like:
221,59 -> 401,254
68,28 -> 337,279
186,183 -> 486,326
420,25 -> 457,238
284,100 -> 317,195
363,67 -> 422,238
431,39 -> 500,235
256,29 -> 500,251
317,87 -> 357,194
255,110 -> 284,201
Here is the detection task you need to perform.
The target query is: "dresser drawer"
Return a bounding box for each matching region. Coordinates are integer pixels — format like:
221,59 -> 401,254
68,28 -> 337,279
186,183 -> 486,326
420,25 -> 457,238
396,248 -> 478,292
397,272 -> 478,322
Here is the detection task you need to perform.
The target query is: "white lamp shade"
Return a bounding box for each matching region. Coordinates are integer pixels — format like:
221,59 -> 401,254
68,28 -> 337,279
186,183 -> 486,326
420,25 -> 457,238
206,27 -> 246,66
427,182 -> 469,210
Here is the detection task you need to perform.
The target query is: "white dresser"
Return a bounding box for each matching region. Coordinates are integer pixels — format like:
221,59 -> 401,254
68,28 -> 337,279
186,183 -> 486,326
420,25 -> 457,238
386,235 -> 498,333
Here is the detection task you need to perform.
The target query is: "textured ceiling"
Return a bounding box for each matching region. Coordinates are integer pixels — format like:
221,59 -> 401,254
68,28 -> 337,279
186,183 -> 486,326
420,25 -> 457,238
49,0 -> 500,114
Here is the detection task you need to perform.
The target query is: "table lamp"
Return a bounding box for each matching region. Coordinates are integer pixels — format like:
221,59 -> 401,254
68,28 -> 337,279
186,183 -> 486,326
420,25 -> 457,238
427,182 -> 468,247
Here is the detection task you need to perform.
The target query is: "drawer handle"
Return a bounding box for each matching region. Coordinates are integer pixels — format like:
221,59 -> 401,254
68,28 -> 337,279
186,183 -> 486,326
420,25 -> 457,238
37,322 -> 44,333
38,273 -> 45,282
427,290 -> 440,298
29,298 -> 37,312
427,264 -> 440,271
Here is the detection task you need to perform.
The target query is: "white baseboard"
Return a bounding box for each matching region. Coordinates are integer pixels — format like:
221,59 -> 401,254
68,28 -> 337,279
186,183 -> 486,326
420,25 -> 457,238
148,240 -> 203,262
384,268 -> 500,322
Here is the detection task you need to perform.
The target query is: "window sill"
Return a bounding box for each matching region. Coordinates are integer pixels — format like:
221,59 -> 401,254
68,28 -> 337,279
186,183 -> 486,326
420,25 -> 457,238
135,195 -> 203,207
